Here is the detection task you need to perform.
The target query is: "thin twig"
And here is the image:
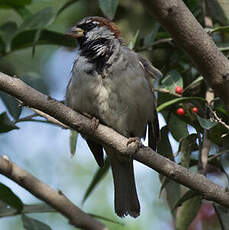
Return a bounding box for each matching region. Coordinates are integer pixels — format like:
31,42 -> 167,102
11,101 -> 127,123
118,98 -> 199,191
0,156 -> 107,230
199,86 -> 214,173
207,104 -> 229,131
16,98 -> 69,129
31,108 -> 69,129
1,72 -> 229,209
208,150 -> 229,162
135,38 -> 173,52
153,88 -> 181,97
14,113 -> 39,123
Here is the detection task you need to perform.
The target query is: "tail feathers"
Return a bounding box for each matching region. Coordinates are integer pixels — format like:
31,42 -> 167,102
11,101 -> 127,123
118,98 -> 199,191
108,151 -> 140,218
148,106 -> 160,151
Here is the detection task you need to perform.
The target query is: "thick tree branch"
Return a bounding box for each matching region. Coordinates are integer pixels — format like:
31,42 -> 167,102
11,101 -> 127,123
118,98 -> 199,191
140,0 -> 229,112
1,72 -> 229,209
0,156 -> 107,230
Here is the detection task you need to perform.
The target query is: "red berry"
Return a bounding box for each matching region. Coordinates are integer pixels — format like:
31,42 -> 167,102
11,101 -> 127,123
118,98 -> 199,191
192,107 -> 198,113
176,108 -> 185,116
175,86 -> 183,94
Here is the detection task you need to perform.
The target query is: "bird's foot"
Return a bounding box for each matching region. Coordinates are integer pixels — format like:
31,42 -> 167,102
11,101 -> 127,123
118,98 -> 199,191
82,113 -> 99,132
89,117 -> 99,134
127,137 -> 142,154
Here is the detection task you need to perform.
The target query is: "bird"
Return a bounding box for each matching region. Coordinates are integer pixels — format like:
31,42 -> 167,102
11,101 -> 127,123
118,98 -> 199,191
65,16 -> 161,218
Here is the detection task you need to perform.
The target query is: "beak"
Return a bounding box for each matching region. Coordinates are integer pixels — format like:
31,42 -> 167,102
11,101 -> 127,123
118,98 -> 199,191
65,27 -> 84,39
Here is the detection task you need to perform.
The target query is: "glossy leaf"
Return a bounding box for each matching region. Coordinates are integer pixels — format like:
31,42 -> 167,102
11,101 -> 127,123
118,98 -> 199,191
157,126 -> 173,159
82,158 -> 110,203
0,112 -> 19,133
158,126 -> 181,212
22,214 -> 52,230
175,195 -> 202,230
98,0 -> 119,20
17,7 -> 55,32
197,115 -> 218,130
128,30 -> 139,50
173,190 -> 200,210
143,23 -> 160,47
168,113 -> 189,142
70,130 -> 78,157
180,134 -> 198,168
160,70 -> 183,93
159,176 -> 181,214
214,204 -> 229,230
0,183 -> 23,212
15,7 -> 55,55
210,25 -> 229,34
0,21 -> 18,52
56,0 -> 80,17
183,76 -> 203,93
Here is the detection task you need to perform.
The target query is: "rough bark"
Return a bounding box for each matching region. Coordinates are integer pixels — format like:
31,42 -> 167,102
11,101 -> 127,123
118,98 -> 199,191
141,0 -> 229,112
1,72 -> 229,209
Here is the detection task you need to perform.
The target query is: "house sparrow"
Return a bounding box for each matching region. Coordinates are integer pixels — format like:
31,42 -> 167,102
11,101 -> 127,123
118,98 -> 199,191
65,16 -> 161,218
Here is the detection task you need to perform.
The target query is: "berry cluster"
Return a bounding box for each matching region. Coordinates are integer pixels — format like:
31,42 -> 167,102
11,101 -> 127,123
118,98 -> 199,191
175,86 -> 198,116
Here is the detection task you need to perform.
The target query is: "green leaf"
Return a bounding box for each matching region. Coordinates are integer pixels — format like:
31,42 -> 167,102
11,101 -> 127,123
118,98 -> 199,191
32,29 -> 42,57
15,7 -> 55,56
11,29 -> 75,53
70,130 -> 78,157
0,0 -> 32,8
0,183 -> 23,212
0,203 -> 55,218
168,113 -> 189,142
159,176 -> 181,214
175,195 -> 202,230
143,23 -> 160,47
158,127 -> 181,213
210,25 -> 229,34
157,97 -> 205,112
160,70 -> 183,93
214,204 -> 229,230
22,214 -> 52,230
17,7 -> 55,32
173,190 -> 200,210
98,0 -> 119,20
0,21 -> 18,52
206,0 -> 229,25
157,126 -> 173,159
197,115 -> 218,130
21,72 -> 48,95
0,112 -> 19,133
179,134 -> 198,168
128,30 -> 139,50
14,6 -> 32,19
82,158 -> 110,204
183,76 -> 203,93
89,213 -> 124,225
56,0 -> 80,17
0,92 -> 22,119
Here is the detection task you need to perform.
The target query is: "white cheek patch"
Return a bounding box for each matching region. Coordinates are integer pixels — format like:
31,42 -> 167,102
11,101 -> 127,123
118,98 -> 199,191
92,21 -> 100,25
